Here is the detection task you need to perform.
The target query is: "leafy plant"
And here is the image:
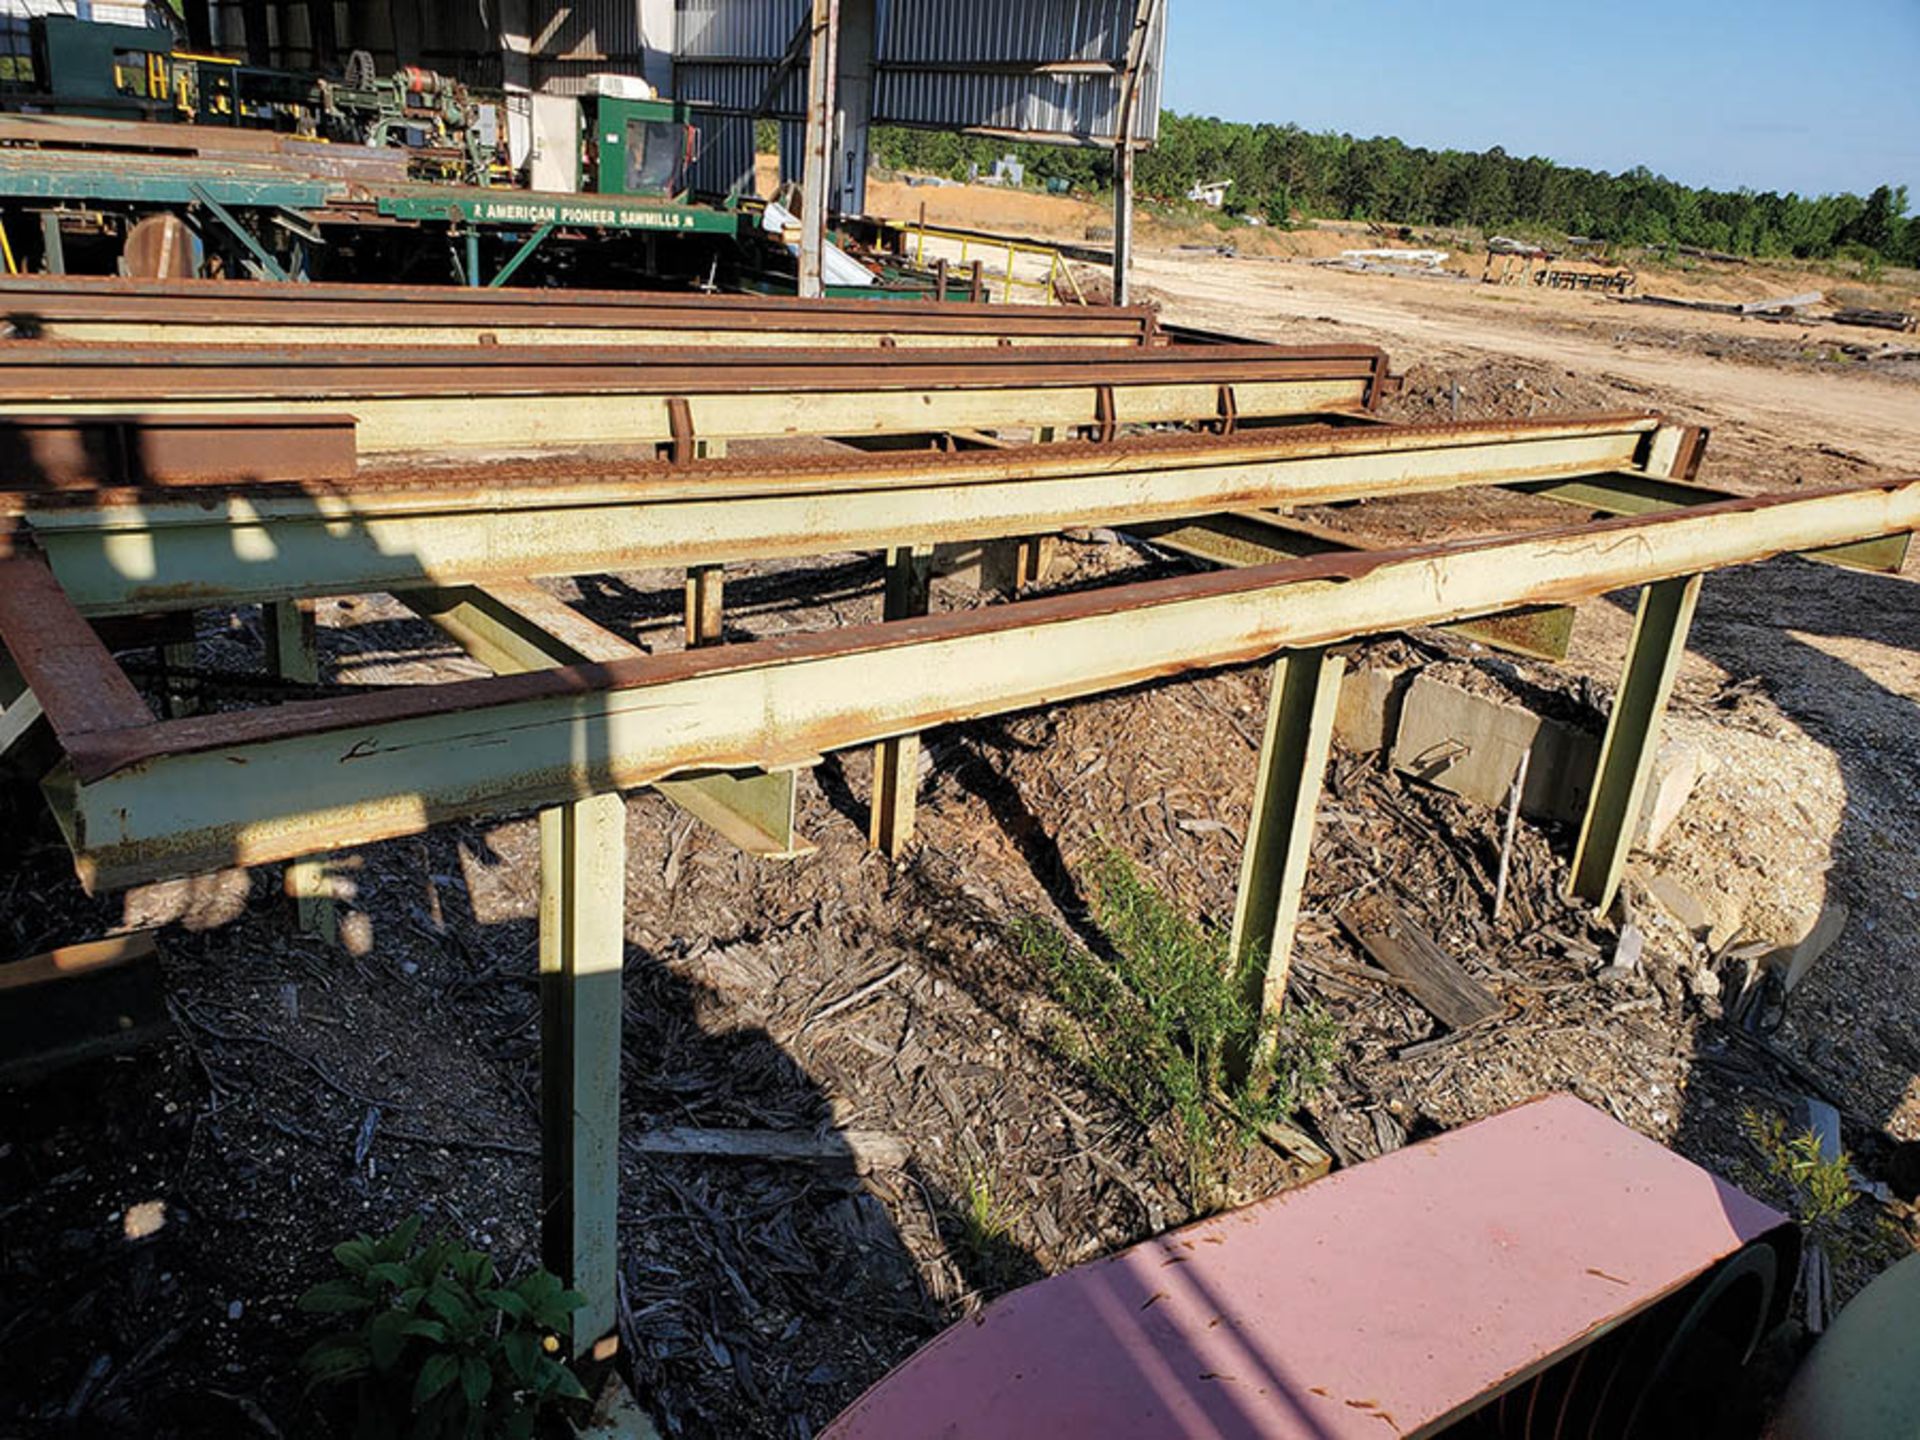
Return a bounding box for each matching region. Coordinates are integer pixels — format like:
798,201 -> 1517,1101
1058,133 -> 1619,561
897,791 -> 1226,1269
1744,1109 -> 1857,1235
1018,843 -> 1339,1206
298,1215 -> 588,1440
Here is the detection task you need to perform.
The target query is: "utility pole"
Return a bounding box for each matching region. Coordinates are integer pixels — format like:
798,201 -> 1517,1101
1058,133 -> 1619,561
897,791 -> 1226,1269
1111,0 -> 1161,307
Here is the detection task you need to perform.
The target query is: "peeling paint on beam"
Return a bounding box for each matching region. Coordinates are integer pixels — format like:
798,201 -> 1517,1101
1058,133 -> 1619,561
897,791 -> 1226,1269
39,479 -> 1920,890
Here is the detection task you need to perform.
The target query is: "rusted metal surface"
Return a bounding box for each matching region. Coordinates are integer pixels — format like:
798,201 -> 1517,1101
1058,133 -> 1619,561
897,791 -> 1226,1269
0,342 -> 1393,455
0,273 -> 1163,345
0,414 -> 357,489
3,415 -> 1664,613
0,341 -> 1386,401
821,1095 -> 1790,1439
67,475 -> 1920,774
0,554 -> 151,742
21,477 -> 1918,887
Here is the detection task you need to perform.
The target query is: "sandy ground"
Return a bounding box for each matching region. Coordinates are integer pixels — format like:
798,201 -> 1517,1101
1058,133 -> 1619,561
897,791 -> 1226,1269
1126,239 -> 1920,1153
1130,249 -> 1920,469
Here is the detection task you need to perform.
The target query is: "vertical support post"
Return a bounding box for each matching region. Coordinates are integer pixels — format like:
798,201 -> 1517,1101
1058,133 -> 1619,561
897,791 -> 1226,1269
684,565 -> 725,650
539,793 -> 627,1357
1227,648 -> 1344,1072
465,227 -> 482,288
39,212 -> 65,275
798,0 -> 840,300
868,543 -> 933,858
265,599 -> 343,945
1567,576 -> 1702,910
264,598 -> 318,684
1110,0 -> 1159,308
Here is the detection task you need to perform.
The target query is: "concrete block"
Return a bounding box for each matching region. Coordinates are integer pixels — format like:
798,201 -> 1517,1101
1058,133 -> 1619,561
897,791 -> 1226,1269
1634,741 -> 1711,851
1332,664 -> 1411,755
1390,672 -> 1599,825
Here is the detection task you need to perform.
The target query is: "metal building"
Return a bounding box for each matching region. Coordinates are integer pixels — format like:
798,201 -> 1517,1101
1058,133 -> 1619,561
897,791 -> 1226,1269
176,0 -> 1167,297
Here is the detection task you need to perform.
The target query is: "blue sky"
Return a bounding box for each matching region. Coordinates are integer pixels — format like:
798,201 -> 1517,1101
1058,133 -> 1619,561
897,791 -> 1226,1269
1160,0 -> 1920,208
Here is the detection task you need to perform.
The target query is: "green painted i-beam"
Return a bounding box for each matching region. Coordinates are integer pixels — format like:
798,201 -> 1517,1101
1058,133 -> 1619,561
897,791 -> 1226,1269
538,792 -> 627,1357
1567,575 -> 1703,910
1228,647 -> 1345,1076
869,544 -> 935,859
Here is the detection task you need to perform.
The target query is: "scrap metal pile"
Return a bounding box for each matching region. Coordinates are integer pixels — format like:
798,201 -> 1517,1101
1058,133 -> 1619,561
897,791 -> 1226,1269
1,275 -> 1916,1426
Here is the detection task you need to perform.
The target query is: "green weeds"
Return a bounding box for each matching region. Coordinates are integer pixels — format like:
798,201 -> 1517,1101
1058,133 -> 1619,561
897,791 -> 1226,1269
1017,843 -> 1339,1207
297,1215 -> 588,1440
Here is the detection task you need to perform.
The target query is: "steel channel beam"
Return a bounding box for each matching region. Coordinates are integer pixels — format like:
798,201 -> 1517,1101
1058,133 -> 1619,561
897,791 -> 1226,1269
0,345 -> 1388,456
0,274 -> 1161,347
24,478 -> 1918,890
1511,472 -> 1912,575
0,414 -> 359,487
11,417 -> 1662,616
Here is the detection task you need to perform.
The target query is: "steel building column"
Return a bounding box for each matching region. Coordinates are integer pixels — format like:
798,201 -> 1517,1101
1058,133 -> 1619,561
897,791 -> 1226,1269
1111,0 -> 1162,307
1228,649 -> 1344,1053
869,542 -> 934,858
833,0 -> 876,219
798,0 -> 841,300
538,791 -> 627,1357
1566,575 -> 1702,910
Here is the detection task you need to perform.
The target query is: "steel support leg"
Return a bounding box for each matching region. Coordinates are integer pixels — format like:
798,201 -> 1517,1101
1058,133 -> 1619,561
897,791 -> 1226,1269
869,544 -> 933,857
465,228 -> 481,289
266,600 -> 344,945
39,212 -> 65,275
1228,648 -> 1344,1068
1568,575 -> 1702,910
539,792 -> 626,1358
684,565 -> 725,650
489,222 -> 553,289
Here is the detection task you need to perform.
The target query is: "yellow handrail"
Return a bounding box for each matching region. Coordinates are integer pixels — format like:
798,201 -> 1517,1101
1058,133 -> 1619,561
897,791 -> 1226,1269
894,221 -> 1084,305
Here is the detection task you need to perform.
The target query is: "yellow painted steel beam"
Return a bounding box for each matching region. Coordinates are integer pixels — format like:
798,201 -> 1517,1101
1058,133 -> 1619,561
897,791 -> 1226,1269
19,417 -> 1661,616
36,477 -> 1920,890
0,380 -> 1374,457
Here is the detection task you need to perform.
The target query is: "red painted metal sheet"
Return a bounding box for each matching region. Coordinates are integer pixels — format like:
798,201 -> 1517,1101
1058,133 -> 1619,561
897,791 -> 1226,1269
824,1095 -> 1788,1440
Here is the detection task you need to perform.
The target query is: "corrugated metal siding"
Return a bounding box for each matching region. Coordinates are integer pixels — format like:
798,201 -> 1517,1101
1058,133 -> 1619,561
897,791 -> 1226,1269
876,0 -> 1127,65
685,111 -> 757,196
675,0 -> 805,59
671,0 -> 1162,144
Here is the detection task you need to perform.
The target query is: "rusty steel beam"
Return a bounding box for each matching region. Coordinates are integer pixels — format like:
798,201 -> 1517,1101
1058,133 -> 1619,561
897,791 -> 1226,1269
0,273 -> 1163,349
17,478 -> 1917,890
0,342 -> 1392,456
7,415 -> 1664,615
0,414 -> 358,487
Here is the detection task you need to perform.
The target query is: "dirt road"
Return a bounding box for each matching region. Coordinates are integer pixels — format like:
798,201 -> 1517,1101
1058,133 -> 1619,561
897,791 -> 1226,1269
1134,250 -> 1920,472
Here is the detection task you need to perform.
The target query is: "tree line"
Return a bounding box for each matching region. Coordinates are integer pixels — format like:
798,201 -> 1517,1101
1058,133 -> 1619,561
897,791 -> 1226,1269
868,113 -> 1920,267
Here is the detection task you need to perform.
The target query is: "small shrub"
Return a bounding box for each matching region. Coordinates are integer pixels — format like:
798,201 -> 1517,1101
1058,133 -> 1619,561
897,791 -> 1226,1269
298,1215 -> 588,1440
1017,843 -> 1339,1206
1743,1109 -> 1856,1235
